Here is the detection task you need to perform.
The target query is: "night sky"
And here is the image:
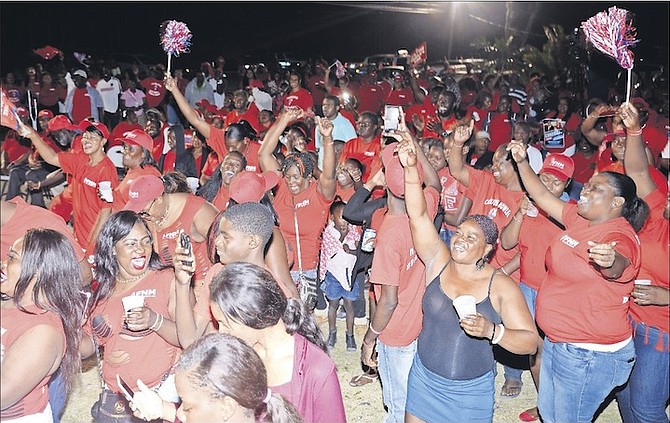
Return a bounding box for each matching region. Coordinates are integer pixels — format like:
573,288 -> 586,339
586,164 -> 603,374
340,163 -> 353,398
1,2 -> 668,76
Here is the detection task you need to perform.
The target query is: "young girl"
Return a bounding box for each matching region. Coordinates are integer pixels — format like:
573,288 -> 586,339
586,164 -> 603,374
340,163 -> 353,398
319,201 -> 361,351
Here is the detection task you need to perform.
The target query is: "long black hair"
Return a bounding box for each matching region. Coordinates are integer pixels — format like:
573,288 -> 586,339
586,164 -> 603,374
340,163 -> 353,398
196,151 -> 247,202
210,262 -> 328,352
601,171 -> 650,232
93,211 -> 165,303
9,229 -> 86,391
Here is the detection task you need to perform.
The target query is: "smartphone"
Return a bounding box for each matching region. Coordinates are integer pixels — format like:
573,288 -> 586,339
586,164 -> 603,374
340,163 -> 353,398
383,105 -> 402,133
116,374 -> 135,402
180,232 -> 193,266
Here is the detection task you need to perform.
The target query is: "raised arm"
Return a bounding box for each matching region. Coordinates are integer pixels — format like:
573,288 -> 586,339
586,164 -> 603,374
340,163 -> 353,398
316,116 -> 337,200
396,136 -> 450,276
397,109 -> 440,192
619,102 -> 656,198
507,140 -> 565,224
447,120 -> 475,186
500,196 -> 532,250
163,76 -> 211,139
580,103 -> 610,148
17,122 -> 60,167
258,108 -> 303,172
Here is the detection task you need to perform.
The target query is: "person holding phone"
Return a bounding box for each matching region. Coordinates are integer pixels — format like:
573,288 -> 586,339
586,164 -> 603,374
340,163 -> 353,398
80,211 -> 182,420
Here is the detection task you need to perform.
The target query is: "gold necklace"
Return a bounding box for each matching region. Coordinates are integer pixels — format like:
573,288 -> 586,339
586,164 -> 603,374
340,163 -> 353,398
154,196 -> 171,228
115,269 -> 149,284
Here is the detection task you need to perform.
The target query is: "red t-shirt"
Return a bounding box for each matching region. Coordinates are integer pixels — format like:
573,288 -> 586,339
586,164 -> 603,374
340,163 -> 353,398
224,102 -> 260,134
306,75 -> 327,108
284,88 -> 313,111
536,203 -> 641,344
161,150 -> 176,174
71,87 -> 93,124
212,185 -> 231,212
641,124 -> 667,159
274,179 -> 333,271
385,87 -> 414,108
112,165 -> 162,212
629,189 -> 669,336
571,152 -> 597,185
201,151 -> 220,178
517,211 -> 563,290
58,152 -> 118,253
1,305 -> 65,419
140,77 -> 167,109
487,112 -> 514,152
357,83 -> 384,115
152,194 -> 213,281
467,106 -> 491,131
38,84 -> 67,107
371,188 -> 439,347
89,269 -> 180,392
209,126 -> 261,172
335,184 -> 356,202
437,167 -> 465,231
1,131 -> 31,163
1,197 -> 85,262
338,135 -> 382,182
151,124 -> 167,163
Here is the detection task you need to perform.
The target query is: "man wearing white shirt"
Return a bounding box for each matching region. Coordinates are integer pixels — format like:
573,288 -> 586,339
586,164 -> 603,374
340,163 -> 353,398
96,68 -> 122,130
513,122 -> 544,173
315,95 -> 356,168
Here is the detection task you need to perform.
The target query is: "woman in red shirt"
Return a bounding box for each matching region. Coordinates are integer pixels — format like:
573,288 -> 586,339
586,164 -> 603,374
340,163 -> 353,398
1,229 -> 85,422
616,102 -> 670,423
508,138 -> 648,423
258,107 -> 337,309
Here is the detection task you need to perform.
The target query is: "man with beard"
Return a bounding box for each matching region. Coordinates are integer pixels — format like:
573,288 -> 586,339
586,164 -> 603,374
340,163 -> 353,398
316,95 -> 356,168
424,90 -> 464,139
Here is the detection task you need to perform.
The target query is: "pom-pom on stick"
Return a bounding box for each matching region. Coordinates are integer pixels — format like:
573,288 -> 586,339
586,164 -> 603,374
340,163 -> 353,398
160,20 -> 192,76
581,6 -> 639,102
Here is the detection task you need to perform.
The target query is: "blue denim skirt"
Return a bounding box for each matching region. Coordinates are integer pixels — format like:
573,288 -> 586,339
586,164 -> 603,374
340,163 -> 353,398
406,353 -> 495,423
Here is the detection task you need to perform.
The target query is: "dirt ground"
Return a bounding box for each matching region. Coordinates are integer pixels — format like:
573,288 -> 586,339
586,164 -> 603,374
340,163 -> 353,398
61,318 -> 626,423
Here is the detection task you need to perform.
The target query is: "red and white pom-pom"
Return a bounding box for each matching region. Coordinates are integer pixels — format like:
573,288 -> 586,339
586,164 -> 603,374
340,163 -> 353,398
160,20 -> 192,57
581,6 -> 639,70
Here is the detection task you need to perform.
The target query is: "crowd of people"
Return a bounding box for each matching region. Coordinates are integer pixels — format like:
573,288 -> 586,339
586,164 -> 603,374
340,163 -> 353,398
1,49 -> 668,423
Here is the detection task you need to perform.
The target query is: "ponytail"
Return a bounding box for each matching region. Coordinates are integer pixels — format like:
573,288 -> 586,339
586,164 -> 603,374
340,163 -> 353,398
259,392 -> 303,422
622,196 -> 650,233
602,171 -> 650,232
283,298 -> 328,353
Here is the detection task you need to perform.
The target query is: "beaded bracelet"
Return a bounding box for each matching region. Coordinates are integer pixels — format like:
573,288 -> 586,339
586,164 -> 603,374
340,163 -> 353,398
627,129 -> 643,137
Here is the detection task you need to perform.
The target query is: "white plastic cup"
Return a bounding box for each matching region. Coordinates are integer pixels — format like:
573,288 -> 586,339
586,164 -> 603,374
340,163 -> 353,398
634,279 -> 652,286
186,177 -> 199,194
99,181 -> 113,203
453,295 -> 477,320
121,295 -> 144,312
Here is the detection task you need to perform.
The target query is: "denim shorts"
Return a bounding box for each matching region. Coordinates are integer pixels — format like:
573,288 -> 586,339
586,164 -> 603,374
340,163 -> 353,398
323,271 -> 361,302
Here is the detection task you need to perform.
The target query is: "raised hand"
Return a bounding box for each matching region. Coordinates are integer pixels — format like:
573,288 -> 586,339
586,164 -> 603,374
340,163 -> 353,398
315,115 -> 334,138
506,139 -> 527,163
395,138 -> 417,168
618,102 -> 641,131
453,120 -> 474,147
163,76 -> 177,92
426,120 -> 443,135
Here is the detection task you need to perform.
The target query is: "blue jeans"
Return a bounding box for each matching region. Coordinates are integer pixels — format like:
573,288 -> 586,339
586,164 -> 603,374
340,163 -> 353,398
503,282 -> 538,383
538,338 -> 636,423
617,320 -> 669,423
377,339 -> 417,423
48,368 -> 66,423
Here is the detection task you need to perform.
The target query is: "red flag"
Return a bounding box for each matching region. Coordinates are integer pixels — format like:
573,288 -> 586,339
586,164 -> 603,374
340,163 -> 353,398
1,88 -> 20,130
33,45 -> 64,60
410,42 -> 428,69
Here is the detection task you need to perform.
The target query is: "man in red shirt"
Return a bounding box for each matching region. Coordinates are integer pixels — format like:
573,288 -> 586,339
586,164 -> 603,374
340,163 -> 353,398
141,68 -> 167,111
384,73 -> 414,109
356,74 -> 385,115
1,107 -> 32,174
485,95 -> 518,152
284,71 -> 314,113
307,61 -> 328,115
65,69 -> 104,124
223,89 -> 259,132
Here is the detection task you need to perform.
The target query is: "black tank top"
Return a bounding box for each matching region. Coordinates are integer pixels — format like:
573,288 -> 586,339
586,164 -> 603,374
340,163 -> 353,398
417,261 -> 502,380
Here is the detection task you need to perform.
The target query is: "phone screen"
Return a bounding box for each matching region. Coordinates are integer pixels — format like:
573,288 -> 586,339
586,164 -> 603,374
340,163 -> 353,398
383,106 -> 401,132
116,374 -> 135,401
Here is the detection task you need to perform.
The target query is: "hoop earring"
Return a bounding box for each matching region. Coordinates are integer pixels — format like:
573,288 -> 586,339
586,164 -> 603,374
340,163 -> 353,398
475,258 -> 486,271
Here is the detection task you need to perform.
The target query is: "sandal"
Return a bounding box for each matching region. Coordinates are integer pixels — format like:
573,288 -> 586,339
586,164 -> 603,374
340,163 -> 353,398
501,378 -> 523,398
519,407 -> 539,422
349,371 -> 378,387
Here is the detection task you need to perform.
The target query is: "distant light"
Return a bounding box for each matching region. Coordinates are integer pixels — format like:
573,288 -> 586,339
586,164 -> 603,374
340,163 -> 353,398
528,63 -> 533,68
398,49 -> 409,56
244,64 -> 250,69
279,61 -> 290,67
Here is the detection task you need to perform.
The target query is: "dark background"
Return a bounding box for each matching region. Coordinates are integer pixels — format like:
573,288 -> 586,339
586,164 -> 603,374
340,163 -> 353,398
1,1 -> 668,75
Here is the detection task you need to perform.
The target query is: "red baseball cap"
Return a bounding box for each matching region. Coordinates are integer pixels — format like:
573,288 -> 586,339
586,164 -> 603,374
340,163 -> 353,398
16,107 -> 29,118
79,120 -> 110,140
47,115 -> 78,132
38,109 -> 54,119
116,129 -> 154,151
229,170 -> 280,204
540,154 -> 575,182
123,175 -> 165,212
602,129 -> 626,143
381,142 -> 423,198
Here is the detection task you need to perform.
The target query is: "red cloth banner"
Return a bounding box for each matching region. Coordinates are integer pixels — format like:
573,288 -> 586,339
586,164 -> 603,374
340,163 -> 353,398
410,42 -> 427,69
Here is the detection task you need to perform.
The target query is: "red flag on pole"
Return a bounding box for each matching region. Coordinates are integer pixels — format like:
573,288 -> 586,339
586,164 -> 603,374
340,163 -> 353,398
1,88 -> 21,130
410,42 -> 428,69
33,45 -> 64,60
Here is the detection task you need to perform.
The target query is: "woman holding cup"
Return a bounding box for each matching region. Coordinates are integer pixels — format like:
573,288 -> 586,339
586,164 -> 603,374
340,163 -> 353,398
394,131 -> 538,423
81,210 -> 182,420
615,102 -> 669,423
